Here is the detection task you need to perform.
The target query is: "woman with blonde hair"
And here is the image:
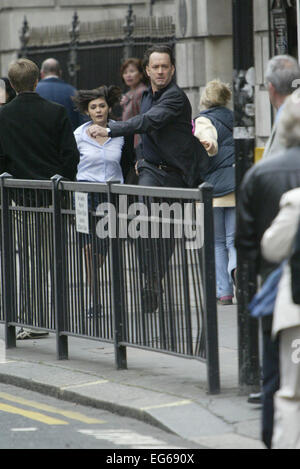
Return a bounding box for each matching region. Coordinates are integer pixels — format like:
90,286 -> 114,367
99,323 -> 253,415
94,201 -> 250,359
194,79 -> 236,305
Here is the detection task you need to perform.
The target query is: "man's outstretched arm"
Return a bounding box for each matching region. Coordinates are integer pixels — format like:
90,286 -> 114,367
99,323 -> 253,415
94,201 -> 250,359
88,90 -> 185,139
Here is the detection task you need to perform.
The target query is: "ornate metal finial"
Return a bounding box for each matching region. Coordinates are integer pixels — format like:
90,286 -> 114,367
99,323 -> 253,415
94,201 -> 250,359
123,4 -> 135,61
18,16 -> 30,58
69,10 -> 80,45
123,4 -> 135,39
67,11 -> 80,87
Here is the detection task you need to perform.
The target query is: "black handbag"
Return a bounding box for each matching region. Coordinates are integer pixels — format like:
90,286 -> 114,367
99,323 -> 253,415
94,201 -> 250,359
290,219 -> 300,304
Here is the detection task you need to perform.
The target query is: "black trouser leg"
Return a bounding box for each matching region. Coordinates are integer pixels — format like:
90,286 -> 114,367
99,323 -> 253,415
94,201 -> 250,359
262,329 -> 280,449
137,164 -> 185,312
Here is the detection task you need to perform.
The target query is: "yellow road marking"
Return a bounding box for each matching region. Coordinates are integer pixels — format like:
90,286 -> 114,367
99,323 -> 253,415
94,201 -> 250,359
0,403 -> 67,425
0,392 -> 105,424
141,399 -> 192,410
60,379 -> 108,390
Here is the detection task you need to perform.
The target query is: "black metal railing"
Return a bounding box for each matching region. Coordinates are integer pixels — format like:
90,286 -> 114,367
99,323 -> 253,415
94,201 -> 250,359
19,7 -> 176,91
0,175 -> 220,394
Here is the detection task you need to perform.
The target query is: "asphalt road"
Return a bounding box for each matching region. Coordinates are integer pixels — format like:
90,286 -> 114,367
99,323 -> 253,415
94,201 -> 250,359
0,383 -> 202,451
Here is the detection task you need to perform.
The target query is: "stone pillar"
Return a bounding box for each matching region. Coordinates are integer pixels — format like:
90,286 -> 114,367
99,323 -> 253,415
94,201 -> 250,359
174,0 -> 233,116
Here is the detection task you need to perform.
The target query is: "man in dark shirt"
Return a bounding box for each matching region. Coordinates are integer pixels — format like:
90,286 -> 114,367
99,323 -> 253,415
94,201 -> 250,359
88,44 -> 207,189
88,44 -> 208,313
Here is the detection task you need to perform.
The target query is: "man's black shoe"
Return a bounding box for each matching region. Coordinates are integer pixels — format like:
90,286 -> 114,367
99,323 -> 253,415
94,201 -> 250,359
142,287 -> 159,314
16,328 -> 49,340
247,392 -> 262,404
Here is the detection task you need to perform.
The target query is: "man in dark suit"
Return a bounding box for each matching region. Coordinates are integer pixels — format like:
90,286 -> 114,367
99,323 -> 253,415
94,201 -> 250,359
0,58 -> 79,180
36,57 -> 83,131
0,58 -> 79,339
89,44 -> 208,189
87,44 -> 208,314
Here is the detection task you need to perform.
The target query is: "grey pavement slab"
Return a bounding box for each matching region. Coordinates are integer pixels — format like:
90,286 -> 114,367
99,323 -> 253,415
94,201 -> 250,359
0,305 -> 264,449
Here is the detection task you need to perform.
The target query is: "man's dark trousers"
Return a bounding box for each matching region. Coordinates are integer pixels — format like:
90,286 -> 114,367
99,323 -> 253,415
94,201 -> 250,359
137,160 -> 187,313
262,317 -> 280,449
138,160 -> 186,188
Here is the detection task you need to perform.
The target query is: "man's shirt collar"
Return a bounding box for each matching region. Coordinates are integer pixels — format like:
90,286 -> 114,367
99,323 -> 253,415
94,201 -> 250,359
147,80 -> 174,100
43,75 -> 60,80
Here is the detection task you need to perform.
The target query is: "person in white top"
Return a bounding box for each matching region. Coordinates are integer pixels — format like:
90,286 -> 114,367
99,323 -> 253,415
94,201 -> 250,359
72,86 -> 135,316
261,188 -> 300,449
194,80 -> 236,306
261,91 -> 300,449
73,86 -> 134,184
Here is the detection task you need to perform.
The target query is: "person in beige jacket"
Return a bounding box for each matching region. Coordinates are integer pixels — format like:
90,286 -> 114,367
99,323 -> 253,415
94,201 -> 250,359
261,189 -> 300,448
194,80 -> 236,305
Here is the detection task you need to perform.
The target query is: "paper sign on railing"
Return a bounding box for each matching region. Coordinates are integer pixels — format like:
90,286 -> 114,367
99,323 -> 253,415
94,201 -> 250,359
75,192 -> 89,234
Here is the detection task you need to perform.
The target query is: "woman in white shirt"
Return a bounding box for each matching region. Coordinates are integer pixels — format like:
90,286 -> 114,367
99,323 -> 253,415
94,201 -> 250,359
72,86 -> 135,317
73,85 -> 134,184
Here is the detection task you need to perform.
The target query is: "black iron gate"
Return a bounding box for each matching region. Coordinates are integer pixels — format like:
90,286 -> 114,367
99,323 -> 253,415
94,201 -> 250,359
19,7 -> 176,90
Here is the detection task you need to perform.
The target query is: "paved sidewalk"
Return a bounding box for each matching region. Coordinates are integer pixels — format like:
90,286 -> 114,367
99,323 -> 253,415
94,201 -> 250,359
0,304 -> 264,449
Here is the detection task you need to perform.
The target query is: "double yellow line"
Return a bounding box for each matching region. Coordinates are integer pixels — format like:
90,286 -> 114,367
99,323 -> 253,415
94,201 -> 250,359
0,392 -> 105,425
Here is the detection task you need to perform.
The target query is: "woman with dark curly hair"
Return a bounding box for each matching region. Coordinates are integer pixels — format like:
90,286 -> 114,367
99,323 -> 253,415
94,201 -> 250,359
72,85 -> 135,184
72,86 -> 135,317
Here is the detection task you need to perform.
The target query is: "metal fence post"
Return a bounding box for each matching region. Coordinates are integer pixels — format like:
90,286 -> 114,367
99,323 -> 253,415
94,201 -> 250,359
108,182 -> 127,369
200,183 -> 220,394
0,173 -> 15,348
51,175 -> 68,360
232,0 -> 260,392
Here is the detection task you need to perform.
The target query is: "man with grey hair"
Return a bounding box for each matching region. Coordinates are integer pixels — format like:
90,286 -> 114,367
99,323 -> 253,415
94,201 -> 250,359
36,57 -> 83,130
260,90 -> 300,448
247,55 -> 300,405
263,55 -> 300,159
235,86 -> 300,448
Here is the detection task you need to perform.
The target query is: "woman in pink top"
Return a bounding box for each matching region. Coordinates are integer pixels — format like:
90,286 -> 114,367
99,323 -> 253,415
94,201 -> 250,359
120,58 -> 147,184
120,58 -> 148,147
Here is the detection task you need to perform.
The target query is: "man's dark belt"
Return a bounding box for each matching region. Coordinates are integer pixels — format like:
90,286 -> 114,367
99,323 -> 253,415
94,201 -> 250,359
143,158 -> 183,176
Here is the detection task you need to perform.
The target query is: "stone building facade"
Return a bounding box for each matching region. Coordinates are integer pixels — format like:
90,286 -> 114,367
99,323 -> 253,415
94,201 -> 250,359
0,0 -> 233,117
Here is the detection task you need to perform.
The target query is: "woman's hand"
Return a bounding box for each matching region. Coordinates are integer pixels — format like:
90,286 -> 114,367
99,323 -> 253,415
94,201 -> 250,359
88,125 -> 108,138
201,140 -> 212,151
120,95 -> 127,107
200,140 -> 217,156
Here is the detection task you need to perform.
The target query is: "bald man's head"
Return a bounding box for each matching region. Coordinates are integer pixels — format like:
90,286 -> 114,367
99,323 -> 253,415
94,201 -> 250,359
40,58 -> 61,78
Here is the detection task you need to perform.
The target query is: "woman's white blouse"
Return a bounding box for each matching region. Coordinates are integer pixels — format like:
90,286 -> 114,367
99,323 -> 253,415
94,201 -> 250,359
75,120 -> 124,183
